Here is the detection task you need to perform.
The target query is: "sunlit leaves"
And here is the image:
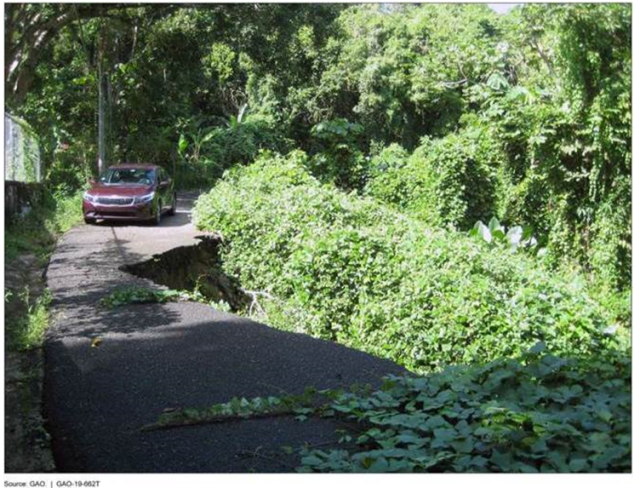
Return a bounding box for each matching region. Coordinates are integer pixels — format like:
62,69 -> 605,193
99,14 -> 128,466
193,152 -> 626,375
469,217 -> 538,251
293,353 -> 631,472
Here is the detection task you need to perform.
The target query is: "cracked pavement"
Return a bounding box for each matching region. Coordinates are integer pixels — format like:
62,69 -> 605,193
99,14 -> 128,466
43,193 -> 405,472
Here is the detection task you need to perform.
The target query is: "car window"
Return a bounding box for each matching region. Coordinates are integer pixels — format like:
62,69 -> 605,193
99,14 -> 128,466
100,168 -> 155,186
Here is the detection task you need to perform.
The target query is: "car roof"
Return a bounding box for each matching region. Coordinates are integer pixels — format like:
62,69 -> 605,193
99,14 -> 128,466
108,164 -> 161,170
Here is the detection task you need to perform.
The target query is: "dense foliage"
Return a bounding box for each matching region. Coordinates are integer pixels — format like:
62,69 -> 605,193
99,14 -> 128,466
10,3 -> 630,289
194,152 -> 628,373
7,3 -> 631,473
295,351 -> 631,473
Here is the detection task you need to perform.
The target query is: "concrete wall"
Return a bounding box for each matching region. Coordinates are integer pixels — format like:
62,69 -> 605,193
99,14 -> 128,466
4,113 -> 42,183
5,113 -> 44,222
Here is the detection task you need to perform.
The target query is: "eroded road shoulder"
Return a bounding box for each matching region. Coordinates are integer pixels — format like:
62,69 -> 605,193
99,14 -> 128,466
44,194 -> 405,472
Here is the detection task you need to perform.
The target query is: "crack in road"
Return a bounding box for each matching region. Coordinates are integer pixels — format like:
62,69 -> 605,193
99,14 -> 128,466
43,193 -> 406,473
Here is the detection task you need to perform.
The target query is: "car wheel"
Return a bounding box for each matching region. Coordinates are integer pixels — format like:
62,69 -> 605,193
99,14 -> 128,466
168,192 -> 177,216
153,200 -> 162,225
84,217 -> 96,225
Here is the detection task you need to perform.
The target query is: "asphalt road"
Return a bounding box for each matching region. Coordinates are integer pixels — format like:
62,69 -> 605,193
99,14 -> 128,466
43,193 -> 405,473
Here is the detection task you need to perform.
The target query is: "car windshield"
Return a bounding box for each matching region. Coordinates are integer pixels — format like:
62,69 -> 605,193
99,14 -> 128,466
99,168 -> 155,186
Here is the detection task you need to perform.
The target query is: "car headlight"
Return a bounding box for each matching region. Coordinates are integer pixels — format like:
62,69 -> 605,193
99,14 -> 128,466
83,191 -> 95,203
134,192 -> 155,204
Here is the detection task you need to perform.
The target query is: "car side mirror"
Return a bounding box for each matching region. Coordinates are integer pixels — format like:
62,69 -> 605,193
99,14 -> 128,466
88,178 -> 96,186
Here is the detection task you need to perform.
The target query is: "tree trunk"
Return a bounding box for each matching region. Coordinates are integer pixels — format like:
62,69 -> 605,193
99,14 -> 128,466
97,64 -> 106,175
97,21 -> 109,175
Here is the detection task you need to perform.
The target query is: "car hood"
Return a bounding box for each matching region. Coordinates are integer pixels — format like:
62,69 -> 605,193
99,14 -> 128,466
88,184 -> 154,197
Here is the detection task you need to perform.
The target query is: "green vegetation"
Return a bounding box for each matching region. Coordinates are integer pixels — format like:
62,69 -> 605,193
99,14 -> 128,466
6,2 -> 631,473
5,288 -> 52,351
5,190 -> 82,351
4,188 -> 81,356
101,286 -> 184,308
366,128 -> 501,229
194,152 -> 628,373
5,191 -> 83,263
7,4 -> 631,290
101,285 -> 232,312
148,346 -> 630,472
176,113 -> 292,189
294,350 -> 631,473
143,385 -> 321,432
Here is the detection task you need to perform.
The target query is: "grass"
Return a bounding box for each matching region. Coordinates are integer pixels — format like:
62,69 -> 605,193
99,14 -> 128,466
100,286 -> 184,308
5,190 -> 83,264
6,288 -> 53,351
5,190 -> 83,351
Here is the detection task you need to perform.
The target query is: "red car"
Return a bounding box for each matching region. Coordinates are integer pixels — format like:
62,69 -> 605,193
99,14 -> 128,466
82,164 -> 177,225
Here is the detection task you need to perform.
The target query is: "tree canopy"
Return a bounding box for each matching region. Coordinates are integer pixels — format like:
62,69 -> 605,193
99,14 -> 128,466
9,3 -> 629,291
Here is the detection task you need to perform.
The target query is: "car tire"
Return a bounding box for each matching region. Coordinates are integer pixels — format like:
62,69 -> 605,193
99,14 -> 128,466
168,192 -> 177,216
84,217 -> 96,225
153,200 -> 162,226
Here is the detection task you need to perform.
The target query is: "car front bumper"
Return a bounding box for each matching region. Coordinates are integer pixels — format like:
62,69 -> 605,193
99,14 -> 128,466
83,200 -> 155,221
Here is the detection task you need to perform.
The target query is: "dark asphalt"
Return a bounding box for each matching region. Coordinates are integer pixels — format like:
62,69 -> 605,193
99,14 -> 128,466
43,194 -> 405,472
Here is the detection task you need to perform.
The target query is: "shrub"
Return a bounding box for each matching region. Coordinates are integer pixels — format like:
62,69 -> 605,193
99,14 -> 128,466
500,173 -> 551,244
194,152 -> 626,374
176,114 -> 291,189
365,127 -> 502,229
588,186 -> 632,290
307,118 -> 368,190
363,143 -> 410,208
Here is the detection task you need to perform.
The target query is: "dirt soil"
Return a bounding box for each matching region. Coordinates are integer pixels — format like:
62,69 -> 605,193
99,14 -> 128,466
122,235 -> 250,311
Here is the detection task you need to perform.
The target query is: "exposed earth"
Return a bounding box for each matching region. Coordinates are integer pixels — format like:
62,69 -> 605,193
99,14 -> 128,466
43,193 -> 405,472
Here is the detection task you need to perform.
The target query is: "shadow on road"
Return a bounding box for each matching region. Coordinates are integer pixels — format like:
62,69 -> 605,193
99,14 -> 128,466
44,308 -> 406,472
42,188 -> 409,473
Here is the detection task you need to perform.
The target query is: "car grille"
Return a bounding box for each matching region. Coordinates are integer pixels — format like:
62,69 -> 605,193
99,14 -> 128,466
100,211 -> 137,217
96,197 -> 134,206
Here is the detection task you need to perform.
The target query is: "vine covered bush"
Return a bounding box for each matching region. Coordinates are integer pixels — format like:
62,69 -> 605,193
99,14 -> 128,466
366,126 -> 502,229
306,118 -> 368,191
194,152 -> 627,374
